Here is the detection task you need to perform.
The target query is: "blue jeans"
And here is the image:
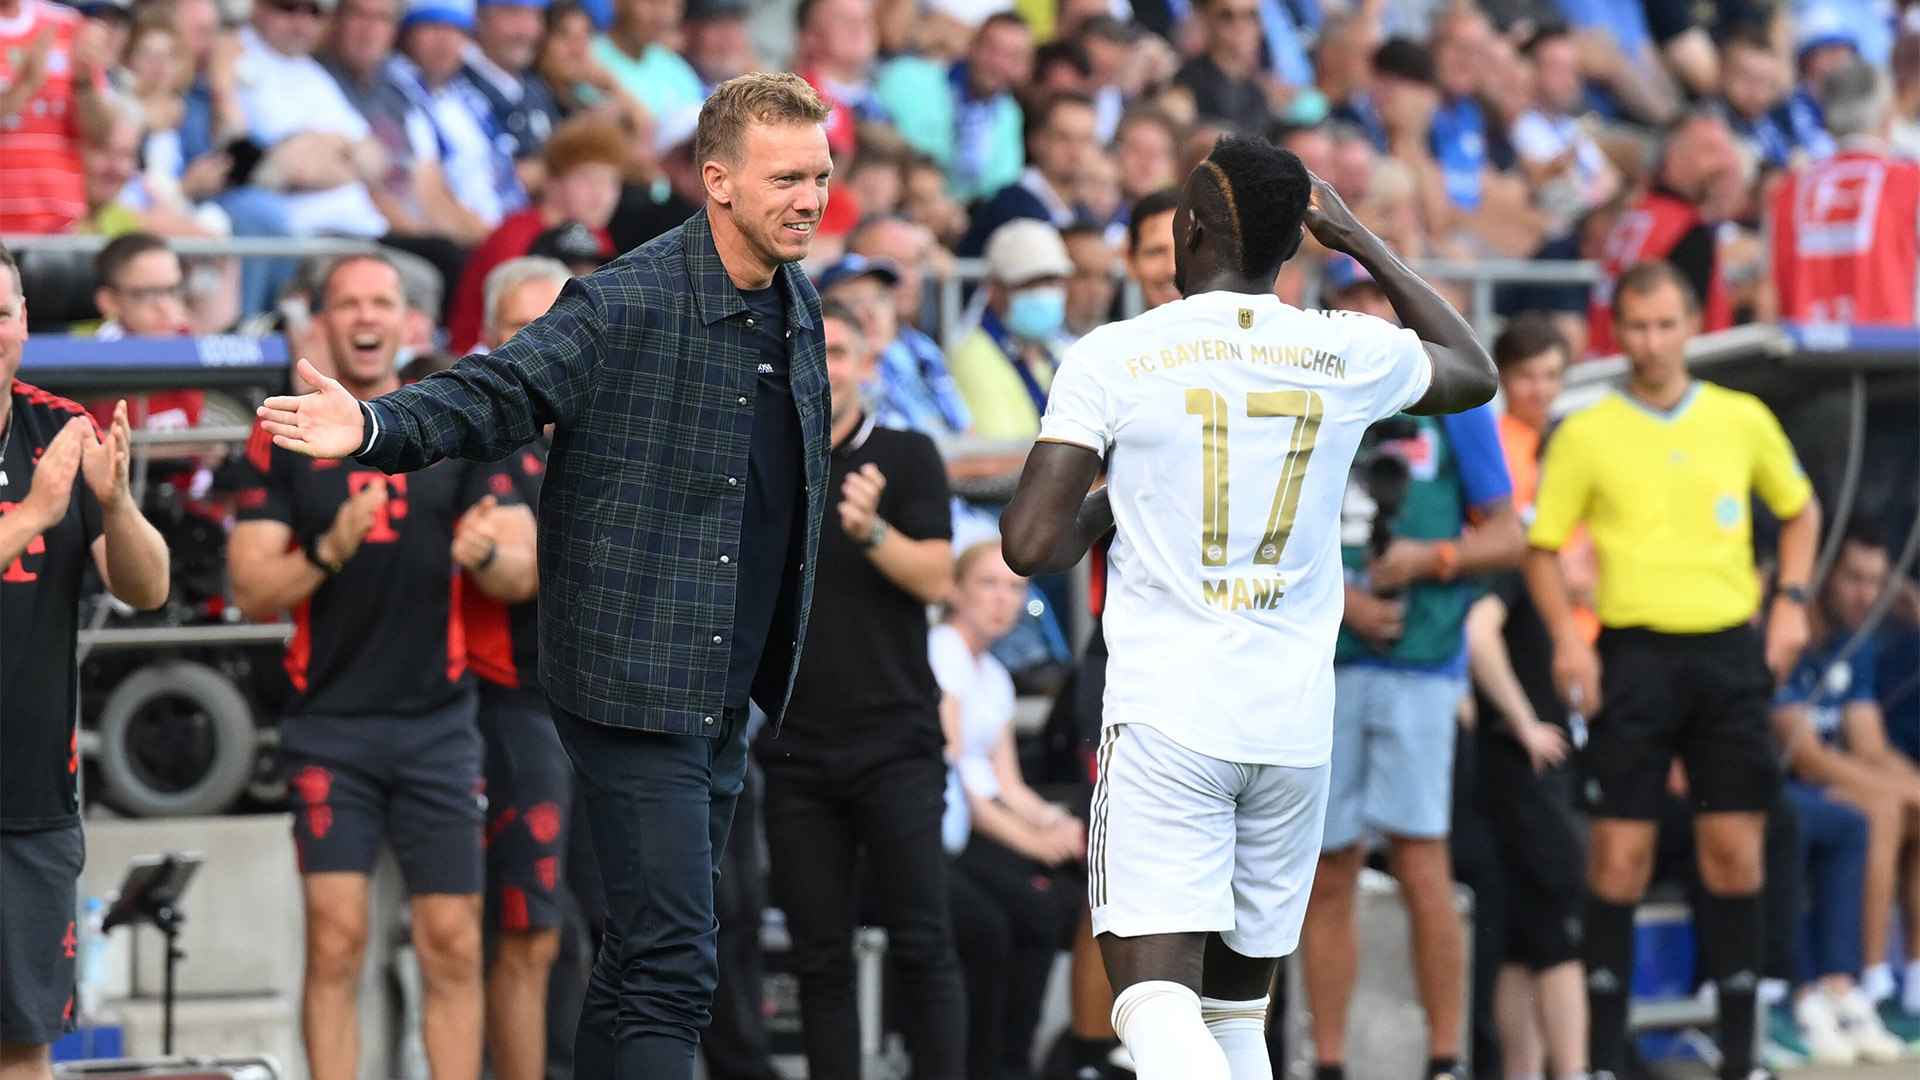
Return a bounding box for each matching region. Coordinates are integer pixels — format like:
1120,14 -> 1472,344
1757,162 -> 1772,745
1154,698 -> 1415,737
552,704 -> 750,1080
1786,781 -> 1869,984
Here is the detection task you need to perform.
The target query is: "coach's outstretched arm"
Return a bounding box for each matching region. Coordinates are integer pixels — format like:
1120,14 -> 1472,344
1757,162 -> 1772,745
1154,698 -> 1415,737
1303,175 -> 1496,415
1001,444 -> 1112,577
258,278 -> 603,471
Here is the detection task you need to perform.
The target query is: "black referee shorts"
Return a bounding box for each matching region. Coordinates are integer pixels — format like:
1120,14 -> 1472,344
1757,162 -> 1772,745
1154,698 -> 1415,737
1580,624 -> 1780,820
0,824 -> 84,1046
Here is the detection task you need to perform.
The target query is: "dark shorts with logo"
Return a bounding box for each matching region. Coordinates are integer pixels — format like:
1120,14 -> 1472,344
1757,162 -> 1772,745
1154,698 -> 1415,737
479,684 -> 571,932
0,824 -> 84,1045
281,692 -> 484,895
1580,624 -> 1780,820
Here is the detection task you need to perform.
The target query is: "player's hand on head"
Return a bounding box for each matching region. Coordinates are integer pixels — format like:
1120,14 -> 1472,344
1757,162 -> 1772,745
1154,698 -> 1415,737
258,359 -> 368,460
1303,173 -> 1369,257
80,400 -> 134,512
21,417 -> 91,530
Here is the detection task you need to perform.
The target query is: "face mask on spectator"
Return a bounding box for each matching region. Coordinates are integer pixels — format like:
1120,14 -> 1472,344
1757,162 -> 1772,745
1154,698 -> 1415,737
1005,284 -> 1066,340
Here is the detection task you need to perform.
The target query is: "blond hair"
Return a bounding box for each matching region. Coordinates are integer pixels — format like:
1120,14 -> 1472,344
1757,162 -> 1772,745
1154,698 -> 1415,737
953,539 -> 1007,584
694,72 -> 832,170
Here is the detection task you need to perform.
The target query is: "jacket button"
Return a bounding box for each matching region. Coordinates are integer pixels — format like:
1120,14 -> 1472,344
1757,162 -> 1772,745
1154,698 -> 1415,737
719,555 -> 730,564
738,396 -> 749,406
703,715 -> 714,725
712,635 -> 723,644
745,317 -> 757,328
728,476 -> 738,485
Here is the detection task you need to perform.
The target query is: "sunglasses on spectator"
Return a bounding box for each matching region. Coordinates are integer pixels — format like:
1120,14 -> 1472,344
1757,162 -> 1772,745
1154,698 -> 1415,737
113,283 -> 187,305
266,0 -> 325,16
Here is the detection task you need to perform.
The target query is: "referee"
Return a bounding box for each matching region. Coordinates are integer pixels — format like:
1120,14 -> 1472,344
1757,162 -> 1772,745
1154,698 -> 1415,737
1526,261 -> 1821,1080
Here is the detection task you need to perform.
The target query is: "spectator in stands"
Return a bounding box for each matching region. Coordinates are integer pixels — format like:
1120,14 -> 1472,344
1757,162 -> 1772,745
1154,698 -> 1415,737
843,146 -> 905,221
88,230 -> 235,371
900,153 -> 971,251
593,0 -> 703,144
754,300 -> 966,1080
536,0 -> 631,119
1527,261 -> 1822,1080
322,0 -> 450,231
1585,112 -> 1742,358
937,540 -> 1086,1080
1302,320 -> 1523,1080
78,96 -> 221,239
448,114 -> 623,352
876,11 -> 1032,205
1061,220 -> 1115,341
1771,60 -> 1920,327
466,256 -> 567,1080
960,93 -> 1099,255
1074,15 -> 1130,142
1777,520 -> 1920,1039
1175,0 -> 1272,136
1785,5 -> 1859,162
161,0 -> 248,200
1124,187 -> 1178,314
1512,27 -> 1620,234
1469,315 -> 1589,1080
1891,28 -> 1920,161
1715,27 -> 1797,170
387,0 -> 529,240
0,242 -> 170,1080
947,219 -> 1070,441
1312,9 -> 1373,126
228,252 -> 533,1080
1113,106 -> 1180,209
464,0 -> 565,195
792,0 -> 886,158
0,0 -> 109,233
680,0 -> 754,92
120,16 -> 196,215
1321,253 -> 1394,322
1427,7 -> 1493,217
817,251 -> 969,439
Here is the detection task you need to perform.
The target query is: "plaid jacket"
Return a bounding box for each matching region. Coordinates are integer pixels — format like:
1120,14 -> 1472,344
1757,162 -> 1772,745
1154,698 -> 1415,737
359,209 -> 832,735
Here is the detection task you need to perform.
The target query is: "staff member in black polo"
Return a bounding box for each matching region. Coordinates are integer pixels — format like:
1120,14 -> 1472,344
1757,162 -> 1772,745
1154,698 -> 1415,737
1,243 -> 170,1080
254,73 -> 837,1080
756,299 -> 967,1080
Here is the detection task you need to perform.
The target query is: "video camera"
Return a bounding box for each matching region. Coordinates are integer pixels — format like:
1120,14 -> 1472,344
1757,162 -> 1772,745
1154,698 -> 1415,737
1342,417 -> 1423,596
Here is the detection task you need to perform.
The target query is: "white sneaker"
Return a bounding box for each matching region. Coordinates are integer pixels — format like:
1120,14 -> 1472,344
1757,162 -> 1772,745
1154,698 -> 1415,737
1794,990 -> 1859,1065
1833,987 -> 1908,1063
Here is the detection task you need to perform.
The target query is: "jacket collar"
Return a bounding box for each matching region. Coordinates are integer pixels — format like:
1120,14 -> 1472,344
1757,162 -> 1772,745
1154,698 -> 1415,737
682,208 -> 818,332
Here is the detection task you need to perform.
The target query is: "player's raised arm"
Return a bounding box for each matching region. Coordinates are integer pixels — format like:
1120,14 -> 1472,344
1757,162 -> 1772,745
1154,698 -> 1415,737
1303,175 -> 1496,415
1001,444 -> 1111,577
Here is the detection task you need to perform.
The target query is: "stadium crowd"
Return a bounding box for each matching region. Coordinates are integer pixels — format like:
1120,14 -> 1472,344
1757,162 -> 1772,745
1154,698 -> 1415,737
3,0 -> 1920,1079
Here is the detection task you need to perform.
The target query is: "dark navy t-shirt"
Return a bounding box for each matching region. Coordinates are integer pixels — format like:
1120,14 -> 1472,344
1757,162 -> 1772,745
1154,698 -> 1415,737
727,281 -> 804,707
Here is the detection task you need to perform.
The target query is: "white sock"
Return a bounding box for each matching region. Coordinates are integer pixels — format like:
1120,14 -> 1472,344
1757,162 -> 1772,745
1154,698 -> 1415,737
1904,959 -> 1920,1014
1860,962 -> 1894,1003
1201,996 -> 1272,1080
1111,981 -> 1232,1080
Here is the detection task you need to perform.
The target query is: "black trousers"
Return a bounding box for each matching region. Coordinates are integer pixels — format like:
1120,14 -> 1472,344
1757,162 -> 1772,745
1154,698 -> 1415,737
705,761 -> 780,1080
552,705 -> 751,1080
949,834 -> 1081,1080
759,735 -> 968,1080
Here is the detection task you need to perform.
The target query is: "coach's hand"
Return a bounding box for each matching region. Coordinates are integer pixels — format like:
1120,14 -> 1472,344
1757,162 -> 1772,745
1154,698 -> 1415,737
258,359 -> 370,460
81,400 -> 134,513
1765,596 -> 1810,684
19,417 -> 91,532
1303,173 -> 1371,258
1552,636 -> 1601,716
316,478 -> 388,567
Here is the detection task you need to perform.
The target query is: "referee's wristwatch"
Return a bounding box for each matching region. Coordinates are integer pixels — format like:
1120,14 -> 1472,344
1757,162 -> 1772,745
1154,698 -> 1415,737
304,534 -> 346,576
1777,583 -> 1811,606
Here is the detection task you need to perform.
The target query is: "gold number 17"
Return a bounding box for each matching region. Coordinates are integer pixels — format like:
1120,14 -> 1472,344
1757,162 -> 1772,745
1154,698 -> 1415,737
1184,388 -> 1323,567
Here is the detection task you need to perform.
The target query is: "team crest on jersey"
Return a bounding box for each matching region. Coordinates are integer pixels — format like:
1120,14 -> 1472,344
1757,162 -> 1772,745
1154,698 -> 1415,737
1238,308 -> 1253,329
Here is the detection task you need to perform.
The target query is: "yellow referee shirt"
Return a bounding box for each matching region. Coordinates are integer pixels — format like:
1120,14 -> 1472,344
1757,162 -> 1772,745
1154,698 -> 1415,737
1529,381 -> 1812,634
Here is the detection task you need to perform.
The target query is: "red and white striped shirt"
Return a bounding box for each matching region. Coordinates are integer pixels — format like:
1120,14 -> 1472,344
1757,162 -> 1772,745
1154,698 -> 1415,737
0,0 -> 92,233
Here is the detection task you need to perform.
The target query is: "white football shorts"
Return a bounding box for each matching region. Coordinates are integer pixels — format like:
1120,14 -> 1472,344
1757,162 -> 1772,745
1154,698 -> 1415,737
1088,721 -> 1330,958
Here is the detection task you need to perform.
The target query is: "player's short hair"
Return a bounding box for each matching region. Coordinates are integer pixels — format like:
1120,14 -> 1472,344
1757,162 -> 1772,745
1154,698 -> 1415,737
95,232 -> 174,290
954,538 -> 1006,582
544,115 -> 628,178
319,252 -> 406,310
483,256 -> 571,338
1372,37 -> 1436,85
819,297 -> 866,341
1191,135 -> 1312,281
1493,312 -> 1569,370
1840,516 -> 1889,554
1024,91 -> 1097,150
1822,58 -> 1891,140
1610,260 -> 1700,320
0,241 -> 19,301
1126,188 -> 1180,254
694,72 -> 832,171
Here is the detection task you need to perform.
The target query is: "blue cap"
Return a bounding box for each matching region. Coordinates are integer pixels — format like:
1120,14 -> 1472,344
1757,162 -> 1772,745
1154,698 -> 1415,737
403,0 -> 476,32
1323,253 -> 1375,295
815,254 -> 902,294
1794,4 -> 1860,60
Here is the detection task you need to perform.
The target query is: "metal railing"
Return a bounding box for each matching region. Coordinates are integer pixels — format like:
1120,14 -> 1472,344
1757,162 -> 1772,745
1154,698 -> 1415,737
2,234 -> 381,259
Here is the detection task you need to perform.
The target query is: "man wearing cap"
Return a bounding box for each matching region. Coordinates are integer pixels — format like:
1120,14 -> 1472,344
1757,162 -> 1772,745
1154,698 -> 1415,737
1785,5 -> 1865,162
447,114 -> 624,352
1324,252 -> 1394,322
463,0 -> 564,194
817,252 -> 971,440
386,0 -> 528,239
947,218 -> 1071,441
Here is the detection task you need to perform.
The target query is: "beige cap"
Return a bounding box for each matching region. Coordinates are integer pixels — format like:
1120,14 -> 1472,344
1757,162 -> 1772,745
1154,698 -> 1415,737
984,218 -> 1073,286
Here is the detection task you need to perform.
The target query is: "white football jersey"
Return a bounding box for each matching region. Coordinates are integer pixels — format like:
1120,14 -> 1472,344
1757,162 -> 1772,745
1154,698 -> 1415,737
1039,291 -> 1432,766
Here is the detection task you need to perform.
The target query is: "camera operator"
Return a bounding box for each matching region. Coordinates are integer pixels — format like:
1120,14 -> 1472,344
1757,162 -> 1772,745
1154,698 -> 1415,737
1301,274 -> 1525,1080
753,300 -> 967,1080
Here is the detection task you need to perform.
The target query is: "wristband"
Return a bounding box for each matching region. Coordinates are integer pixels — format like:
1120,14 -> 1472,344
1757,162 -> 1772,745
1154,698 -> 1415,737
1777,583 -> 1810,606
1431,539 -> 1460,582
304,534 -> 344,576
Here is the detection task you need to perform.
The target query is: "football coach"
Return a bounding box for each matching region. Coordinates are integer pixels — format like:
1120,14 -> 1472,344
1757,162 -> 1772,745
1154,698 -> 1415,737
255,72 -> 836,1080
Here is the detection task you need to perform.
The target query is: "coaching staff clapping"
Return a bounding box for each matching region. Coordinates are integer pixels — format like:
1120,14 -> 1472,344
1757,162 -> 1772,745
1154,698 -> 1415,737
253,73 -> 838,1080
